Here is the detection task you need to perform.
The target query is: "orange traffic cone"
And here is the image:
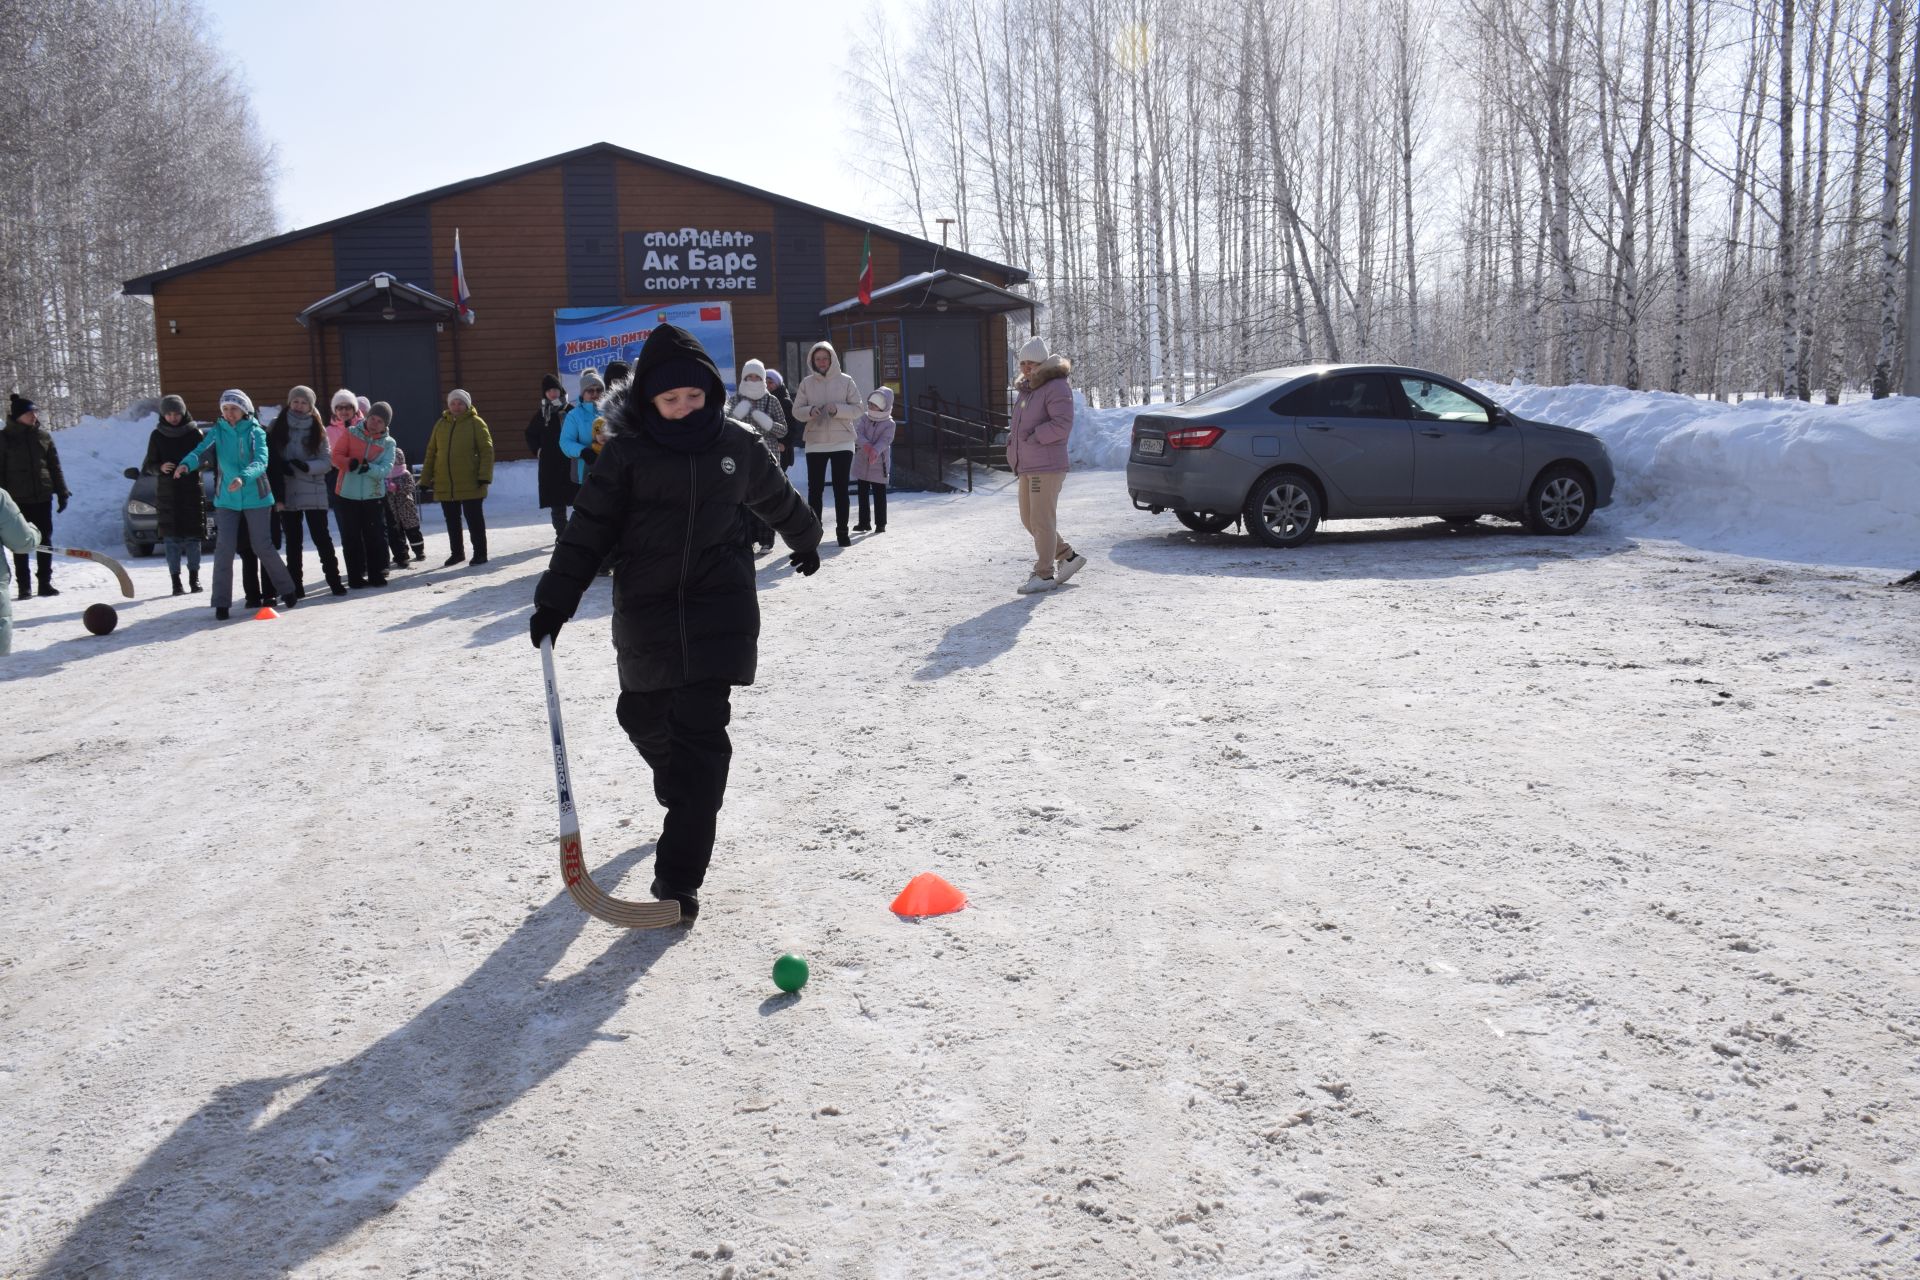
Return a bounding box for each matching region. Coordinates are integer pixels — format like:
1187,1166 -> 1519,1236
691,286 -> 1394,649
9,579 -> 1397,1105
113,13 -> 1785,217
890,872 -> 967,918
253,606 -> 279,620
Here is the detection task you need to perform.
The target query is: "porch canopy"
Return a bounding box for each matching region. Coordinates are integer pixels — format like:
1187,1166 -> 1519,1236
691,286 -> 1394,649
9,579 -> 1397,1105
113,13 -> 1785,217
297,274 -> 463,327
821,269 -> 1035,320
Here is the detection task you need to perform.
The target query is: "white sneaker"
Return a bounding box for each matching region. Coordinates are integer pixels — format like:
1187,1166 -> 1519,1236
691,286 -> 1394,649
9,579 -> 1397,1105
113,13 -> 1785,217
1017,573 -> 1058,595
1055,552 -> 1087,585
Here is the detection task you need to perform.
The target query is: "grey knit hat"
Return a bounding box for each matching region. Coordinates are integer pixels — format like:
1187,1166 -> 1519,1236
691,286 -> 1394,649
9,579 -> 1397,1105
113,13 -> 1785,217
159,394 -> 188,417
367,400 -> 394,424
287,385 -> 317,408
577,368 -> 606,393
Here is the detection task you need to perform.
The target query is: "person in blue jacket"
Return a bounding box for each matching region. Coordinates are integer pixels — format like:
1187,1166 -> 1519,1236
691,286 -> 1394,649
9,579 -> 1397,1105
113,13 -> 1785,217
560,368 -> 606,484
331,401 -> 399,587
175,389 -> 297,619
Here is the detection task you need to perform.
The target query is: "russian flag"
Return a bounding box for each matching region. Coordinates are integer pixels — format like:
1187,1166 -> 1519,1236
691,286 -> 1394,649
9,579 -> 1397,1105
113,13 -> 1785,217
453,229 -> 473,322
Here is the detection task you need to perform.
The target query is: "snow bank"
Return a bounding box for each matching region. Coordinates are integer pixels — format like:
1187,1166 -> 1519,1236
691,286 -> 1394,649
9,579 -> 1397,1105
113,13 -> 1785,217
45,409 -> 546,555
1471,382 -> 1920,568
1059,380 -> 1920,568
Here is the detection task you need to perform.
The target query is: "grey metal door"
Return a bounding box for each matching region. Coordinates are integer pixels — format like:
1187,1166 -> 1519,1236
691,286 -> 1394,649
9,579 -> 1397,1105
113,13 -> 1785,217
1395,375 -> 1523,506
905,318 -> 984,413
1281,373 -> 1413,509
340,324 -> 441,462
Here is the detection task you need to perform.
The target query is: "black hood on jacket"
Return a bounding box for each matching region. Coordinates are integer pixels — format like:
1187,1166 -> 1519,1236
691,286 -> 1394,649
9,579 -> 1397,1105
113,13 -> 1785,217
606,323 -> 727,454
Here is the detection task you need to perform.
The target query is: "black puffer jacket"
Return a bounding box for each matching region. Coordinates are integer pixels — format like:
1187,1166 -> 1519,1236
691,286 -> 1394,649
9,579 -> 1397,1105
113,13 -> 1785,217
534,325 -> 821,692
2,414 -> 69,505
141,420 -> 208,539
525,388 -> 578,511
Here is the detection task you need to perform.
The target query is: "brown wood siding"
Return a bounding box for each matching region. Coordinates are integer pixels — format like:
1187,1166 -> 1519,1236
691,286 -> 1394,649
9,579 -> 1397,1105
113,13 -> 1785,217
822,224 -> 901,306
149,233 -> 336,419
429,167 -> 567,459
612,160 -> 783,379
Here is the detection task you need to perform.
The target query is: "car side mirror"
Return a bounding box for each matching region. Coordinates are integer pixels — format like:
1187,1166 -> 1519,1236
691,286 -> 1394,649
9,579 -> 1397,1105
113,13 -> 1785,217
1491,407 -> 1513,426
123,467 -> 140,479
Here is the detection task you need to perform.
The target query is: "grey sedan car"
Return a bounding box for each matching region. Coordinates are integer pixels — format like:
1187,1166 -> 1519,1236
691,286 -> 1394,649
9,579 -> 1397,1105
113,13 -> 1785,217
1127,364 -> 1614,547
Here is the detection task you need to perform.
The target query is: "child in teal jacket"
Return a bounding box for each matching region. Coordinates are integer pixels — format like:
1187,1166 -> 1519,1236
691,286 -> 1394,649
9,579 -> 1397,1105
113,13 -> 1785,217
175,390 -> 296,618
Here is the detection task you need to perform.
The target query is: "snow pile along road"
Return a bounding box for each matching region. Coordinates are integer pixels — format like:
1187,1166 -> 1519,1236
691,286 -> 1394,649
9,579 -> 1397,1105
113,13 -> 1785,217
1471,382 -> 1920,569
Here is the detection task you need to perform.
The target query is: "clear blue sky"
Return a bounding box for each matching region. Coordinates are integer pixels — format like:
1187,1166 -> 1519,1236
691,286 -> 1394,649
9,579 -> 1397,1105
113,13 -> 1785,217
200,0 -> 913,235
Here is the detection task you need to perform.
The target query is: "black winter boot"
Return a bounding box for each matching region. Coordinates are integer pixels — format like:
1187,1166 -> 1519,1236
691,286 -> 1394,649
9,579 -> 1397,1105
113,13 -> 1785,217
171,572 -> 185,596
215,606 -> 230,620
190,572 -> 203,593
36,578 -> 58,597
649,877 -> 699,924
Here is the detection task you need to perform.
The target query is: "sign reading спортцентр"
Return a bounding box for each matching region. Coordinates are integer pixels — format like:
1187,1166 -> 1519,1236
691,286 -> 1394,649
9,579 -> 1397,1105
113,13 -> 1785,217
623,229 -> 774,296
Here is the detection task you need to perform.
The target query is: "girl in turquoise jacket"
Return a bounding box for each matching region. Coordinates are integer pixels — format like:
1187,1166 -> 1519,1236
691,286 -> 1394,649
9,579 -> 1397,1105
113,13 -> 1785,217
175,390 -> 297,618
330,402 -> 399,586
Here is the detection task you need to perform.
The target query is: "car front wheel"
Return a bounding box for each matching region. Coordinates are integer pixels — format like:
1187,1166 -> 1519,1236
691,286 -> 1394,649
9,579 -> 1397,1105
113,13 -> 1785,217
1243,471 -> 1320,548
1526,465 -> 1593,535
1174,509 -> 1236,534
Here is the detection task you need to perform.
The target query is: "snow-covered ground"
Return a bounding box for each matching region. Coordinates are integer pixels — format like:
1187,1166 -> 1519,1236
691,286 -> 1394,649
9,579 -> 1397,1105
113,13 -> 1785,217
3,456 -> 1918,1276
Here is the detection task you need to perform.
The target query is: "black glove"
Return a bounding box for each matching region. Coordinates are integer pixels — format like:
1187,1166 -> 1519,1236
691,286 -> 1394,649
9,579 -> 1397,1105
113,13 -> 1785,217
529,606 -> 566,650
57,494 -> 69,512
289,458 -> 311,473
354,460 -> 369,473
788,547 -> 821,576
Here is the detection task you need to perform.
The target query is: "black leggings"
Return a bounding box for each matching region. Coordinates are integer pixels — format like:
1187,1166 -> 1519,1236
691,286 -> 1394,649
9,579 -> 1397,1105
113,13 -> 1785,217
337,498 -> 390,583
277,508 -> 341,587
11,499 -> 51,586
616,682 -> 733,891
442,500 -> 488,560
857,481 -> 888,530
806,450 -> 851,532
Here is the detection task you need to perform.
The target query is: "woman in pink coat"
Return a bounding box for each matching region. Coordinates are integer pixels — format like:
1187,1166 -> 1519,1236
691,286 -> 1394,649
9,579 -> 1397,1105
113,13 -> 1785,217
851,386 -> 896,535
1007,336 -> 1086,594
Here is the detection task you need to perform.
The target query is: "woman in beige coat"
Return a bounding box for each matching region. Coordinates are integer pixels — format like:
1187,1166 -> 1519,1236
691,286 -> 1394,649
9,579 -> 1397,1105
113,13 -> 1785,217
788,340 -> 862,546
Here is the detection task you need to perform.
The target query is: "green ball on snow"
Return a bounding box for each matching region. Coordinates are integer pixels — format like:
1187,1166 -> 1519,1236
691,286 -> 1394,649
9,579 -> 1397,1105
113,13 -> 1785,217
772,952 -> 809,993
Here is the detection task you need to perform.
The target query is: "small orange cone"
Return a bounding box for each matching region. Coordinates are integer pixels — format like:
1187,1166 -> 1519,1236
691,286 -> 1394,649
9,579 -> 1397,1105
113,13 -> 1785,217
253,606 -> 279,620
890,872 -> 967,918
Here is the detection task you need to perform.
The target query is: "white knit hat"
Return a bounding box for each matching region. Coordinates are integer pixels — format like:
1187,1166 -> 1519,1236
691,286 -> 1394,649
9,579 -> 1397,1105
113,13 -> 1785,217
740,359 -> 767,384
331,388 -> 357,411
1018,336 -> 1048,365
219,388 -> 254,414
447,389 -> 472,409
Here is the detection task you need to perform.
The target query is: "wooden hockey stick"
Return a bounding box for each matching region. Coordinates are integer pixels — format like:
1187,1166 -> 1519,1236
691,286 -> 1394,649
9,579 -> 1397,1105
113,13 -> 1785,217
45,546 -> 135,598
540,637 -> 681,928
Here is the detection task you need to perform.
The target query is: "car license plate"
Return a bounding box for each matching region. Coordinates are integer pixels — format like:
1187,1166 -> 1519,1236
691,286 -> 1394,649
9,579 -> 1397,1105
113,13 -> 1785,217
1138,437 -> 1166,456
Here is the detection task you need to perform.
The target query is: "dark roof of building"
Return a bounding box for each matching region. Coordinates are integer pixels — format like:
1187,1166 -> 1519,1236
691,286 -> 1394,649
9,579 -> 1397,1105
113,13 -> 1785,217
123,141 -> 1028,295
821,270 -> 1039,317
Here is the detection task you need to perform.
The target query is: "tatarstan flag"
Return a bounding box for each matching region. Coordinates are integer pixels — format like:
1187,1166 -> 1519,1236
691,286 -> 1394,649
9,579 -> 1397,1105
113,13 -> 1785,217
857,230 -> 873,306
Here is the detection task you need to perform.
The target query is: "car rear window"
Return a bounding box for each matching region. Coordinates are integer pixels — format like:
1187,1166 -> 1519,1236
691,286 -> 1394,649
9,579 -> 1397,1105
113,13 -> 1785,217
1179,376 -> 1281,412
1274,374 -> 1397,418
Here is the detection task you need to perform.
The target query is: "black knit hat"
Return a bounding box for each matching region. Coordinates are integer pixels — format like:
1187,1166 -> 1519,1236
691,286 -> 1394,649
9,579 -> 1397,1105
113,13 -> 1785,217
642,356 -> 716,401
9,393 -> 37,420
604,359 -> 632,387
541,373 -> 563,394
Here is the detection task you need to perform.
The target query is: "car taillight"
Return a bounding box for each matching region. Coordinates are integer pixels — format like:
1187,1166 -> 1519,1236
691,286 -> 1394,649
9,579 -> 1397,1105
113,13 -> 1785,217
1165,427 -> 1223,450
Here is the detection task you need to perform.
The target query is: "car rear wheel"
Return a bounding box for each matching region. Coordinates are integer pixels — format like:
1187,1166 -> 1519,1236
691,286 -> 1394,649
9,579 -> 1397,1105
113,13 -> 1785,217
1243,471 -> 1320,548
1174,509 -> 1236,534
1525,465 -> 1593,535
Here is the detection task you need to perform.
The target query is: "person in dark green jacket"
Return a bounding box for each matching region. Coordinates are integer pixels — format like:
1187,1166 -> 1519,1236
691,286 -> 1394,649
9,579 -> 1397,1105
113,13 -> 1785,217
3,393 -> 70,598
420,390 -> 495,566
176,389 -> 298,619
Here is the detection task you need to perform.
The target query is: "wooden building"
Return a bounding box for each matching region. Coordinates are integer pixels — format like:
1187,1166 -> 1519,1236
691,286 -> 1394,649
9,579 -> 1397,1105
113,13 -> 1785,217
123,142 -> 1030,461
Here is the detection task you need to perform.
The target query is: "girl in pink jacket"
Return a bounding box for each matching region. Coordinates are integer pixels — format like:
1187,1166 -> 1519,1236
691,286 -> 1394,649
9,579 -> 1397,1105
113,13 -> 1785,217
852,387 -> 896,534
1008,336 -> 1086,594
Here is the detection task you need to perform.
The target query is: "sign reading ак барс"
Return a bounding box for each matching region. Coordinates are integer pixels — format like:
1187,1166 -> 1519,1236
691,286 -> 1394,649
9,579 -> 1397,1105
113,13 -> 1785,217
623,229 -> 773,296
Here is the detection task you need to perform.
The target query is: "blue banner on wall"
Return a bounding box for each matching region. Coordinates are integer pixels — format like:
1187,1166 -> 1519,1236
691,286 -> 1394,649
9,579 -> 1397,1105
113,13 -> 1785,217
553,302 -> 737,397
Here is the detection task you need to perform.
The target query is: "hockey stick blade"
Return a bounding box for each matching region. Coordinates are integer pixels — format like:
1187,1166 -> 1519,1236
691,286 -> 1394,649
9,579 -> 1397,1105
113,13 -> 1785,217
542,638 -> 681,929
47,546 -> 135,598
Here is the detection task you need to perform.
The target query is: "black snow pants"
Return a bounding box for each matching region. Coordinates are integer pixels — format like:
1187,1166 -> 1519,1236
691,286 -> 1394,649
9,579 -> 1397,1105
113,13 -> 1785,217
616,682 -> 733,892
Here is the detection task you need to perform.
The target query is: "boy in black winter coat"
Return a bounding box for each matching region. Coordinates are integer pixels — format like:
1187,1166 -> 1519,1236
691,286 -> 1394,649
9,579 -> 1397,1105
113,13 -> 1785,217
529,324 -> 822,922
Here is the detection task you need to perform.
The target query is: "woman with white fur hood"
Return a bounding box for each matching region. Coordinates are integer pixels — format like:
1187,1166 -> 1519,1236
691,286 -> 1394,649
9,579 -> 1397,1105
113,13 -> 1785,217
788,340 -> 862,546
728,359 -> 788,552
